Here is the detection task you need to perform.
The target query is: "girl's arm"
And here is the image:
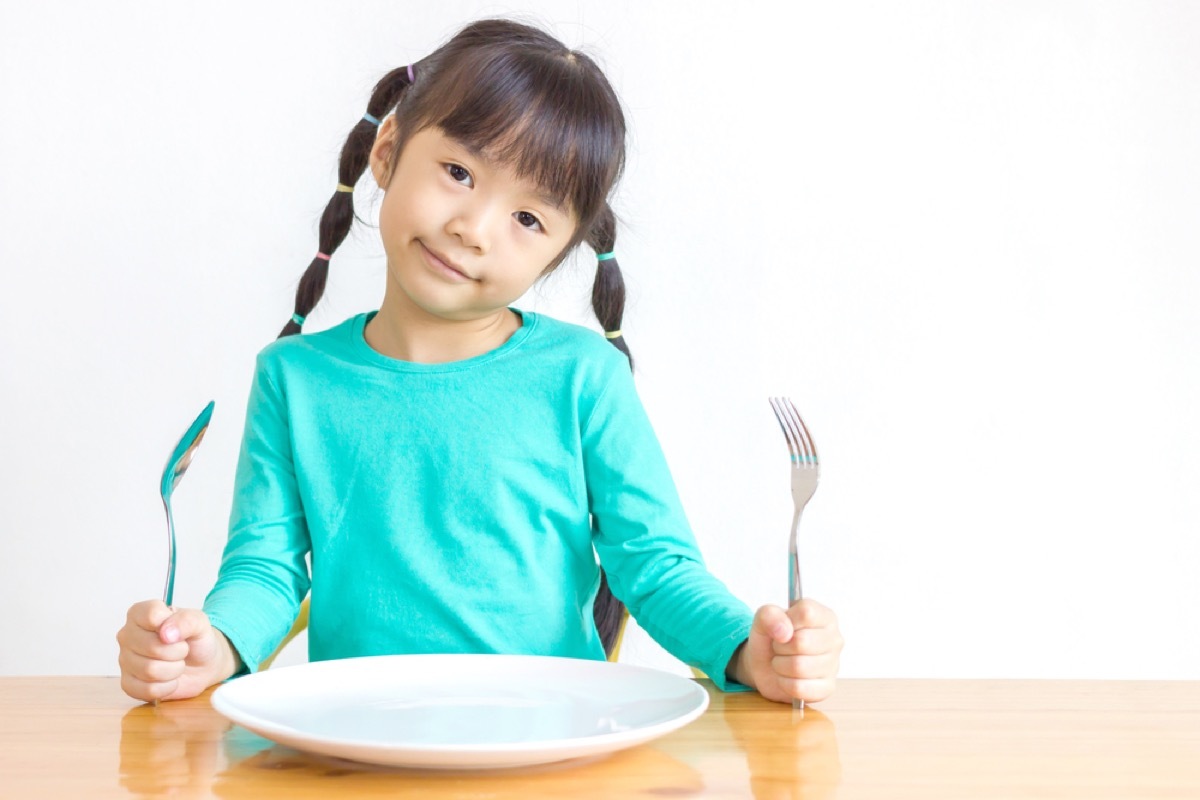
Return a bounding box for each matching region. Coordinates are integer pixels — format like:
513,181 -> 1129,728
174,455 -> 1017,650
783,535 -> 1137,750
582,359 -> 753,691
201,352 -> 313,674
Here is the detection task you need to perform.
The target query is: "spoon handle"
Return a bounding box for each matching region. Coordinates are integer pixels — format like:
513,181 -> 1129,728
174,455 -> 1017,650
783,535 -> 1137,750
154,497 -> 178,710
162,496 -> 176,608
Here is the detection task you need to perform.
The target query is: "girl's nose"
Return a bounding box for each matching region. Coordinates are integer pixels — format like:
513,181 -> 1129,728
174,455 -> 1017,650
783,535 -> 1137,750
444,199 -> 495,252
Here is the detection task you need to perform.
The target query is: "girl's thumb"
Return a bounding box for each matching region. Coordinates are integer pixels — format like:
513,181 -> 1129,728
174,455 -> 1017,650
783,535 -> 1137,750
159,608 -> 208,645
752,604 -> 794,644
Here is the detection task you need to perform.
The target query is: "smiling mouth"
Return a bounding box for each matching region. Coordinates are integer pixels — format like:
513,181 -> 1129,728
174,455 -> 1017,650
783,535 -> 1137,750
419,241 -> 474,281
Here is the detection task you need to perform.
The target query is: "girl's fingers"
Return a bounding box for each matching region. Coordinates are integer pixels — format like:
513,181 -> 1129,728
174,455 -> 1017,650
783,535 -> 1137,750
118,648 -> 188,684
120,672 -> 181,703
127,599 -> 173,633
747,601 -> 844,706
118,601 -> 214,703
158,608 -> 212,646
772,625 -> 845,657
771,653 -> 840,681
117,623 -> 190,662
786,598 -> 837,629
118,599 -> 189,659
750,604 -> 794,643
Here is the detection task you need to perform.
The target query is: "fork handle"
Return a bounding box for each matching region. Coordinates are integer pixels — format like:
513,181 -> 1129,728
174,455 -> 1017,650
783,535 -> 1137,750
789,545 -> 803,607
788,513 -> 805,713
788,513 -> 803,606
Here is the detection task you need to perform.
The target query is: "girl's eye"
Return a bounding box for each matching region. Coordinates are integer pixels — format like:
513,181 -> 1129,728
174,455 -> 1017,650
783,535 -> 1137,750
515,211 -> 543,231
446,163 -> 473,187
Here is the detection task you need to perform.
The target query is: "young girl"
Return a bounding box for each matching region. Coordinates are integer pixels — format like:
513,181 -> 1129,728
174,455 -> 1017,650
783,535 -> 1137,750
117,18 -> 843,706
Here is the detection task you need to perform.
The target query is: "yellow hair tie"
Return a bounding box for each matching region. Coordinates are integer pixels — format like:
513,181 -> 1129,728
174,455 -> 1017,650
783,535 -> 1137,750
336,183 -> 354,193
604,330 -> 622,339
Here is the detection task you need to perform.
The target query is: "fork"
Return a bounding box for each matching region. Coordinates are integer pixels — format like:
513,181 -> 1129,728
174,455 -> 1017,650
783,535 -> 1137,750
768,397 -> 820,711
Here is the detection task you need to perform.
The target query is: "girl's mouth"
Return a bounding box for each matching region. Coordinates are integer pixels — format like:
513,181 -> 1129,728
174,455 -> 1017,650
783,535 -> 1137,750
418,241 -> 474,282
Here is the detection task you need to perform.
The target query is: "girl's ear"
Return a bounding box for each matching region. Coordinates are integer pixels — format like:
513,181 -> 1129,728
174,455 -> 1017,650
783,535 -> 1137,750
369,115 -> 400,188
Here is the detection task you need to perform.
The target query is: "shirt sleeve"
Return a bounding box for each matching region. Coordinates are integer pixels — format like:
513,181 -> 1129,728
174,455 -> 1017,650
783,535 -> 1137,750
582,358 -> 754,692
202,353 -> 312,674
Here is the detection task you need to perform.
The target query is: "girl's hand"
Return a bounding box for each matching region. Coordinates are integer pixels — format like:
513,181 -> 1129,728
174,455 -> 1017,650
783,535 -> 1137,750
729,599 -> 843,704
116,600 -> 239,702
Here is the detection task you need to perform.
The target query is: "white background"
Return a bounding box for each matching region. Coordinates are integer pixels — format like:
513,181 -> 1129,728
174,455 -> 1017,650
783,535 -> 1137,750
1,1 -> 1196,679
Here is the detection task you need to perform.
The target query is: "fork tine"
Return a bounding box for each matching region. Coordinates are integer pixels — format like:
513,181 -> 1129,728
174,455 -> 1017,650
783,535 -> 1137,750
768,397 -> 800,463
789,400 -> 818,465
778,398 -> 807,463
782,397 -> 819,466
775,397 -> 807,466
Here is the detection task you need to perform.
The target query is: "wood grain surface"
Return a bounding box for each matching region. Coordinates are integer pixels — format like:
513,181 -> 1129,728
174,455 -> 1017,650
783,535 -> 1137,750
1,677 -> 1197,798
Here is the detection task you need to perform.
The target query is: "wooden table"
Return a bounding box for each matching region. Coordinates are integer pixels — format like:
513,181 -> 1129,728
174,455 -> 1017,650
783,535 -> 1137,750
1,677 -> 1198,798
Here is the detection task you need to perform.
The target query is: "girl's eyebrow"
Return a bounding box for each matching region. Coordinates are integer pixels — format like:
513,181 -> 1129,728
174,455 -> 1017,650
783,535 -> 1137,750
531,190 -> 567,215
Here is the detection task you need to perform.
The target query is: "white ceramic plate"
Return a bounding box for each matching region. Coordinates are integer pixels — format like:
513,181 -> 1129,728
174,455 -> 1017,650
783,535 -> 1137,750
211,654 -> 709,770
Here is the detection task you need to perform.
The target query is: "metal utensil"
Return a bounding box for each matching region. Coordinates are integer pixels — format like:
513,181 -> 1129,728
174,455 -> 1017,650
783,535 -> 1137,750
159,401 -> 215,607
768,397 -> 821,712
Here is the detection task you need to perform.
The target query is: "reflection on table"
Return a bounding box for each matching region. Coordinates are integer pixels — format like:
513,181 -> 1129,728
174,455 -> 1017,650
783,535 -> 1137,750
115,679 -> 836,798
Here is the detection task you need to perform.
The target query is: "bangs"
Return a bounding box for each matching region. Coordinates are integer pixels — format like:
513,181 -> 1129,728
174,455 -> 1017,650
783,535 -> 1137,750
413,47 -> 624,224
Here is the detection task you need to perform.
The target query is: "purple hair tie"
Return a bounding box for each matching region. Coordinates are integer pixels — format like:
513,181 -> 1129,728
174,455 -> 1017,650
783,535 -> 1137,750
407,64 -> 415,83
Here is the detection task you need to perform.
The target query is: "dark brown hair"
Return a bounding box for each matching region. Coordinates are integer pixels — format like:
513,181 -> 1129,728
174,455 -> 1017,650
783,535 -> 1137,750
279,19 -> 633,654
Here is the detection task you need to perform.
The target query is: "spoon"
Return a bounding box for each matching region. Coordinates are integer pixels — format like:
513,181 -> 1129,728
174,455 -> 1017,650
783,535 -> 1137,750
159,401 -> 215,607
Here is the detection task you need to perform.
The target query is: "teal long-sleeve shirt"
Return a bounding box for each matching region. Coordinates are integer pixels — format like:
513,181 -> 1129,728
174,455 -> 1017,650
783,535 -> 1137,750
203,310 -> 754,690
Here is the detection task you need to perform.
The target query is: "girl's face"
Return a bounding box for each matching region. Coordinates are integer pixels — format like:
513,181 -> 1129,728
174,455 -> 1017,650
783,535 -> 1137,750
369,120 -> 578,324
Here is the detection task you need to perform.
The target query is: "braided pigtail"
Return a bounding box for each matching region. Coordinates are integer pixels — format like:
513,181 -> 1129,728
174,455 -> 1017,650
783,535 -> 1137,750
586,203 -> 634,656
277,64 -> 418,339
588,204 -> 632,368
